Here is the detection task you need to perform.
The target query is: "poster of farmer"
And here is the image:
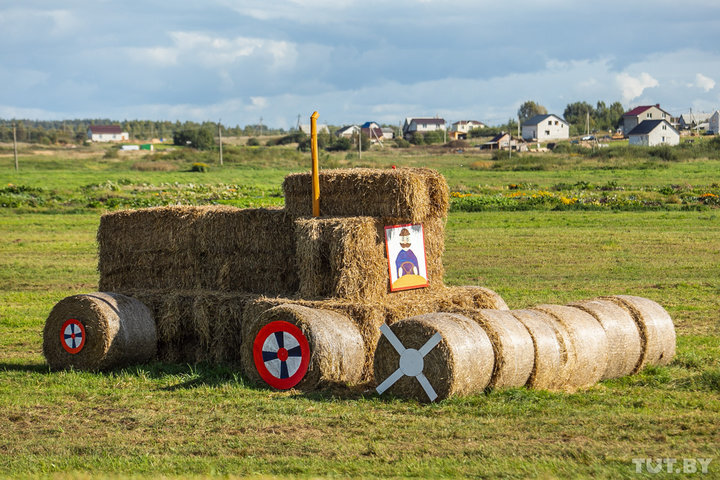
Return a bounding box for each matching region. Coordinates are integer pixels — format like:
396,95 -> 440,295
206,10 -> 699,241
384,223 -> 429,292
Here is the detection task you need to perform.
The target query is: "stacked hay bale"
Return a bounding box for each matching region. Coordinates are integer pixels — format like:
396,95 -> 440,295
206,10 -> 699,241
85,167 -> 508,387
98,206 -> 298,295
373,296 -> 675,401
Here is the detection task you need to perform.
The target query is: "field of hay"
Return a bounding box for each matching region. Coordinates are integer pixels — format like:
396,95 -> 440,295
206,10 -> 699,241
1,144 -> 719,478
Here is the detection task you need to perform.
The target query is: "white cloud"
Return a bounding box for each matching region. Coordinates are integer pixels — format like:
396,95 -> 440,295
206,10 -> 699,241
694,73 -> 715,92
616,72 -> 659,103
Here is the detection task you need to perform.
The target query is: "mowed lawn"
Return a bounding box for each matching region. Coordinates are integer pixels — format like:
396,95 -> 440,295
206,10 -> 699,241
1,150 -> 719,479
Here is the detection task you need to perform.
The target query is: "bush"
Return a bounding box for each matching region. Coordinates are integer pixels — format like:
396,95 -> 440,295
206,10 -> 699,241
246,137 -> 260,146
393,138 -> 411,148
173,127 -> 216,150
103,147 -> 119,159
190,162 -> 209,173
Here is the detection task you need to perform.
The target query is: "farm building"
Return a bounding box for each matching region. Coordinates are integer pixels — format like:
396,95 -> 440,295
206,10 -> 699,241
622,105 -> 671,134
335,125 -> 359,138
360,122 -> 386,143
627,119 -> 679,146
449,120 -> 485,139
300,124 -> 330,134
521,114 -> 569,142
87,125 -> 129,143
678,112 -> 711,131
402,117 -> 446,139
709,111 -> 720,135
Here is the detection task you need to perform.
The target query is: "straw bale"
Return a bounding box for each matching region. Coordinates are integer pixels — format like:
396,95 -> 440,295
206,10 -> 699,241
295,217 -> 387,300
459,309 -> 534,388
282,168 -> 449,222
569,299 -> 642,379
43,292 -> 156,371
373,312 -> 494,402
510,309 -> 563,389
98,206 -> 297,295
241,303 -> 364,389
602,295 -> 676,370
532,305 -> 608,389
294,215 -> 447,301
438,286 -> 509,311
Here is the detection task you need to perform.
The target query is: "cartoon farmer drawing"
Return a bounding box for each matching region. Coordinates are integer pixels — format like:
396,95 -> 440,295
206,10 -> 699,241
396,228 -> 419,278
385,224 -> 429,292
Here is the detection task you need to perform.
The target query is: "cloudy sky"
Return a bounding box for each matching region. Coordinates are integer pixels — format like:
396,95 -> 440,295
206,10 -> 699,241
1,0 -> 719,128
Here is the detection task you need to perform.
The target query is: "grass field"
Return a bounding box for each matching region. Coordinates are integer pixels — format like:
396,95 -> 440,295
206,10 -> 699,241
1,145 -> 719,479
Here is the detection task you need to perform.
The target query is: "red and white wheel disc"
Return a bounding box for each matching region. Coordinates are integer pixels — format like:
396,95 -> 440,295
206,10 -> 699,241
60,318 -> 86,354
253,321 -> 310,390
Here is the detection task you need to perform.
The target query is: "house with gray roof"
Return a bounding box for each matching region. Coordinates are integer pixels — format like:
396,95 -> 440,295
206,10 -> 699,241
627,119 -> 679,146
521,114 -> 569,142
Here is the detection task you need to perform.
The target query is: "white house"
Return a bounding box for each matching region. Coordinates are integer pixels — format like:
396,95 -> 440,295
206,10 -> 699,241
335,125 -> 359,138
300,124 -> 330,134
450,120 -> 485,134
88,125 -> 129,142
709,111 -> 720,135
627,120 -> 680,146
521,114 -> 569,142
622,105 -> 671,134
402,117 -> 446,139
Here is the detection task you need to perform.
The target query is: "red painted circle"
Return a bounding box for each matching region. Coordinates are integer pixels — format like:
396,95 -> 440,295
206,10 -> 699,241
253,321 -> 310,390
60,319 -> 86,354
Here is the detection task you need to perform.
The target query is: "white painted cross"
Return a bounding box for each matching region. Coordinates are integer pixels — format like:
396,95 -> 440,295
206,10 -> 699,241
375,323 -> 443,402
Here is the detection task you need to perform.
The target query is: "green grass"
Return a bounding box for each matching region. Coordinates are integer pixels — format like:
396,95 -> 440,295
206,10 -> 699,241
1,147 -> 719,479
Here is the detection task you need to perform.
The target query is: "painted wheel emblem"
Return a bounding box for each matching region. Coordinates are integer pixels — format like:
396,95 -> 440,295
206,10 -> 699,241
60,319 -> 86,354
253,321 -> 310,390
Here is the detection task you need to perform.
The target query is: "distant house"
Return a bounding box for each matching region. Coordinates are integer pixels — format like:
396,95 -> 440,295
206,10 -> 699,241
335,125 -> 359,138
380,127 -> 395,140
627,119 -> 679,146
709,111 -> 720,135
402,117 -> 446,139
622,105 -> 671,134
677,112 -> 711,131
481,132 -> 511,150
448,120 -> 485,140
360,122 -> 385,143
521,114 -> 569,142
88,125 -> 129,142
300,124 -> 330,134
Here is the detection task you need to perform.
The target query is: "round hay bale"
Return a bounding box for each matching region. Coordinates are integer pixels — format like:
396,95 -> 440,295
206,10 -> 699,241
602,295 -> 676,369
569,299 -> 642,379
531,305 -> 608,389
242,304 -> 365,390
43,292 -> 156,371
373,313 -> 494,402
471,310 -> 534,389
509,309 -> 563,390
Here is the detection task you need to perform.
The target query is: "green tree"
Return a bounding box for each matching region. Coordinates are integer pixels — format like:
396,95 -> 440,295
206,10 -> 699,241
564,101 -> 595,136
518,101 -> 547,123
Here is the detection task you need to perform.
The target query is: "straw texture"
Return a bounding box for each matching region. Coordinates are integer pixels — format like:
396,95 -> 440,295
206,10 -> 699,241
510,309 -> 563,389
373,312 -> 494,402
466,309 -> 534,388
569,298 -> 642,379
602,295 -> 676,370
532,305 -> 609,389
98,206 -> 298,295
282,167 -> 449,222
43,292 -> 156,371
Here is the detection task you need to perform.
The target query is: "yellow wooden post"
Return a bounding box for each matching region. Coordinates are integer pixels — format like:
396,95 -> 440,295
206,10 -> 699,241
311,111 -> 320,217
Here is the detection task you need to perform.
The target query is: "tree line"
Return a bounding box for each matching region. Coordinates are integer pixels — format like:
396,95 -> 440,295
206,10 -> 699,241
0,119 -> 288,145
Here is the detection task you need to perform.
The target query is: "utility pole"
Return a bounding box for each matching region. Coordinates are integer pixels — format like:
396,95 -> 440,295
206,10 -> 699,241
218,119 -> 223,166
13,122 -> 19,171
357,127 -> 362,160
586,110 -> 590,136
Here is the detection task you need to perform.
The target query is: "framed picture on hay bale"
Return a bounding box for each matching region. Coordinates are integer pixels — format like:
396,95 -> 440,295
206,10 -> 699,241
384,224 -> 429,292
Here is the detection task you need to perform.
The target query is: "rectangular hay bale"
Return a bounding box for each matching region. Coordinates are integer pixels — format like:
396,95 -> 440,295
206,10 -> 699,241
98,206 -> 298,295
282,168 -> 449,222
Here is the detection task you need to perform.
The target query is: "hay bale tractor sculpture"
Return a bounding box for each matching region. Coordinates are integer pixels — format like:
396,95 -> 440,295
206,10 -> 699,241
43,167 -> 676,402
